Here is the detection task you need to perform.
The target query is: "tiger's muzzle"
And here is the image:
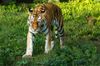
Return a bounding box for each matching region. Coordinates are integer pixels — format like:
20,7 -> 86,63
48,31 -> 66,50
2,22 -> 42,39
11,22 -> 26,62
32,21 -> 38,31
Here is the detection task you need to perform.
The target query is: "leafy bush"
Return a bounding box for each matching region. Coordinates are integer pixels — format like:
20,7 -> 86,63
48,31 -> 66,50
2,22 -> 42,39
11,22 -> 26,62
34,0 -> 48,3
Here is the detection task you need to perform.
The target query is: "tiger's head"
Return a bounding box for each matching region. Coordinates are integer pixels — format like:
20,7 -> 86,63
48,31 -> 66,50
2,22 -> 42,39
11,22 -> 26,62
28,4 -> 46,34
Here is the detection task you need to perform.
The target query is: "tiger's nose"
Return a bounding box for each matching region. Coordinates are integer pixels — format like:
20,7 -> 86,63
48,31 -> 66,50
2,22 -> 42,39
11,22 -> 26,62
32,22 -> 38,31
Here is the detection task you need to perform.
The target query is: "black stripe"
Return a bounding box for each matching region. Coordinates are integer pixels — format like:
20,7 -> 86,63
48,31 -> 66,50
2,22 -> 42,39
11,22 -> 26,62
58,28 -> 61,33
58,25 -> 63,32
59,33 -> 64,37
55,27 -> 58,31
55,23 -> 58,27
55,34 -> 58,38
32,33 -> 35,37
55,33 -> 58,36
59,29 -> 64,34
42,26 -> 47,32
32,41 -> 35,44
51,25 -> 54,31
29,31 -> 35,37
44,29 -> 49,36
59,29 -> 64,37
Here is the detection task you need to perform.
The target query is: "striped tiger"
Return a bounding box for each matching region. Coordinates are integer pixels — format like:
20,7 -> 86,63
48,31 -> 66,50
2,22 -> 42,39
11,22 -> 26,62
23,3 -> 64,58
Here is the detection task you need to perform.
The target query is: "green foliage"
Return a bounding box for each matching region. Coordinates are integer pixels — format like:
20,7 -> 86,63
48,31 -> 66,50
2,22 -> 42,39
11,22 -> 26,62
57,1 -> 100,40
34,0 -> 48,3
0,0 -> 100,66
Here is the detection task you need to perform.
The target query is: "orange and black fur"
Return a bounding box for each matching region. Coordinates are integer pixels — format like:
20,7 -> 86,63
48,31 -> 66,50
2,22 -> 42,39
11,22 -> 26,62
23,3 -> 64,58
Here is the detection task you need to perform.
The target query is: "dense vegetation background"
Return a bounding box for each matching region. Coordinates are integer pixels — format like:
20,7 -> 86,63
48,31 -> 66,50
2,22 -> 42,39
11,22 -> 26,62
0,0 -> 100,66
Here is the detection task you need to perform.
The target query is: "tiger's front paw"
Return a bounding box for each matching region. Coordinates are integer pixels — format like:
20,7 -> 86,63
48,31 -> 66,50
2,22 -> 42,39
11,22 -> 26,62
22,54 -> 32,58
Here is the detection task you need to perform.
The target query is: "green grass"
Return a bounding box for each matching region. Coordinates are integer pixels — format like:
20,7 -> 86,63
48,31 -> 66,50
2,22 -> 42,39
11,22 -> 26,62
0,1 -> 100,66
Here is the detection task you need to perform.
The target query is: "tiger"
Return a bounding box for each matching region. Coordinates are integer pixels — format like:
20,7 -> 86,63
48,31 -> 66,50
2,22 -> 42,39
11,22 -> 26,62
22,3 -> 64,58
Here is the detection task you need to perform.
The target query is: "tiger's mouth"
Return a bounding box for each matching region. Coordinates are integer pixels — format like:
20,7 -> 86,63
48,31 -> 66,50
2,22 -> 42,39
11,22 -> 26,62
29,26 -> 40,34
33,28 -> 40,34
32,30 -> 38,34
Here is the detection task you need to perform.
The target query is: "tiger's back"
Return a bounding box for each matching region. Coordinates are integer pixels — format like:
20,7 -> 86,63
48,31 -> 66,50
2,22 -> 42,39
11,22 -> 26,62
40,3 -> 63,28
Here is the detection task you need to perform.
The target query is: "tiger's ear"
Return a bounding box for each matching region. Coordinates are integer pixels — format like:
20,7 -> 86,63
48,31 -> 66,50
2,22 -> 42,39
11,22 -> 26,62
41,4 -> 46,13
29,8 -> 33,13
41,7 -> 45,13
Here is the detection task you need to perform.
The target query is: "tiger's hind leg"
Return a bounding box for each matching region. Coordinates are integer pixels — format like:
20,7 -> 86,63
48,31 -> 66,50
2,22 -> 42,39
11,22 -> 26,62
60,35 -> 64,48
58,27 -> 64,48
54,19 -> 64,48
